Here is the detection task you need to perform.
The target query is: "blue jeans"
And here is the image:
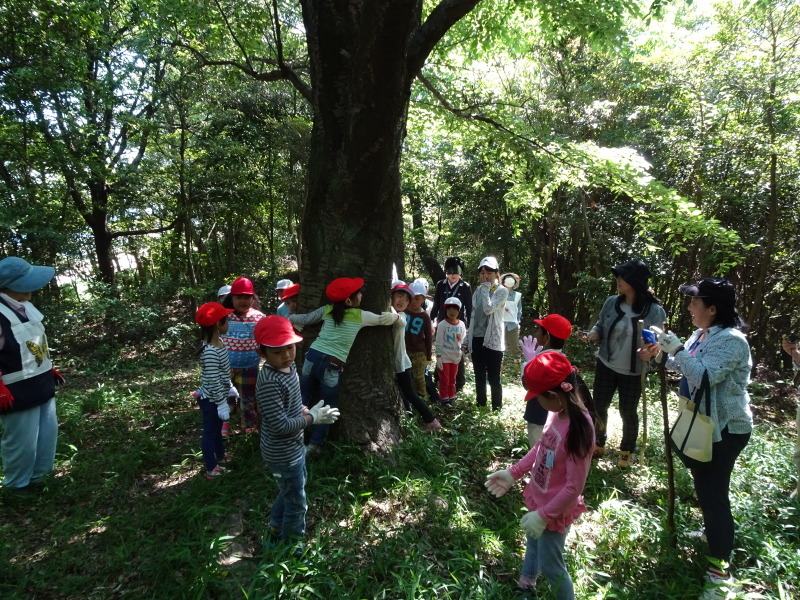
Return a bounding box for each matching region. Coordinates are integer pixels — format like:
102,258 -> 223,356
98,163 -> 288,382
267,454 -> 307,543
197,398 -> 225,472
522,528 -> 573,600
1,397 -> 58,488
300,348 -> 341,446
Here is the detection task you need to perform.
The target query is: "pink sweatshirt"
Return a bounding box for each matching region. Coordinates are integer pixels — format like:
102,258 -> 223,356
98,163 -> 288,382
509,410 -> 594,532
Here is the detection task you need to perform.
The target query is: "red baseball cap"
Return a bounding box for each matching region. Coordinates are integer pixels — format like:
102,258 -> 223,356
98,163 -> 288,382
282,283 -> 300,300
534,314 -> 572,340
524,352 -> 574,401
254,315 -> 303,347
326,277 -> 364,303
391,281 -> 413,298
230,277 -> 255,295
196,302 -> 234,327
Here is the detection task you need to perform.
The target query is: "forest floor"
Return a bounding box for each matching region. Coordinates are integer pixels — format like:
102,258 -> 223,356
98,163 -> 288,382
0,352 -> 798,600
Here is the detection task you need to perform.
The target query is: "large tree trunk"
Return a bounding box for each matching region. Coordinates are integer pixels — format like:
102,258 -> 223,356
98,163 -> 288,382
297,1 -> 419,451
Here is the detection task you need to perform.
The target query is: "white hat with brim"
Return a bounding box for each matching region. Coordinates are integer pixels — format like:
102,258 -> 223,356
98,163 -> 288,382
0,257 -> 55,293
217,285 -> 232,296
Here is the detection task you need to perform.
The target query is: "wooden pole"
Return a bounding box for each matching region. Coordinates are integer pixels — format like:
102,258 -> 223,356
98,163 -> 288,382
658,352 -> 677,547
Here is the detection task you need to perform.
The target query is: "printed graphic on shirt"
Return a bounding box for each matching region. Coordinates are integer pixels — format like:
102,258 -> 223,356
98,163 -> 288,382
532,425 -> 564,493
406,315 -> 426,336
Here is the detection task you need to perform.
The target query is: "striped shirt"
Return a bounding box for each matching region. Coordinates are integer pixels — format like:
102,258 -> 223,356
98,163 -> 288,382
256,362 -> 307,465
198,344 -> 231,405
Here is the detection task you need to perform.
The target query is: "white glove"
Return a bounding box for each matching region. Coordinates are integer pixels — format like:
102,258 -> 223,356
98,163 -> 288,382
217,403 -> 230,421
308,400 -> 340,425
485,469 -> 515,498
520,510 -> 548,538
650,326 -> 684,355
436,357 -> 443,371
519,336 -> 544,362
228,385 -> 239,399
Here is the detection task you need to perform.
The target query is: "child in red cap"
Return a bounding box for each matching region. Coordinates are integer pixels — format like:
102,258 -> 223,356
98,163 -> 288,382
195,302 -> 235,479
288,277 -> 399,453
486,352 -> 594,600
254,315 -> 339,556
220,277 -> 265,434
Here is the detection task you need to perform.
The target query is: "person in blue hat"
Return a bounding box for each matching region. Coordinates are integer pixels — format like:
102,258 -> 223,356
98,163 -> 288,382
0,257 -> 60,494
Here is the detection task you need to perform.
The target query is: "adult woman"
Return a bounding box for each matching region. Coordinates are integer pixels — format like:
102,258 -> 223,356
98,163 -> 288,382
431,257 -> 473,393
0,257 -> 58,494
646,277 -> 752,599
466,256 -> 508,410
581,259 -> 666,467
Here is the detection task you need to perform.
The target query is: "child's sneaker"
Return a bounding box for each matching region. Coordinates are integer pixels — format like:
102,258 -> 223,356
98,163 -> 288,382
423,418 -> 442,433
221,422 -> 231,438
245,427 -> 259,435
306,443 -> 323,457
617,451 -> 632,468
699,569 -> 740,600
592,446 -> 605,459
218,453 -> 233,465
438,397 -> 453,408
205,465 -> 227,479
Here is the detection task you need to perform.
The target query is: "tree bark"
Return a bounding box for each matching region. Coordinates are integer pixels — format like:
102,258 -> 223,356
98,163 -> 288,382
295,0 -> 481,451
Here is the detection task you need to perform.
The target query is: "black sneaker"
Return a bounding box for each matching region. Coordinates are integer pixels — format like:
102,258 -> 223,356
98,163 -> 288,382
512,585 -> 537,599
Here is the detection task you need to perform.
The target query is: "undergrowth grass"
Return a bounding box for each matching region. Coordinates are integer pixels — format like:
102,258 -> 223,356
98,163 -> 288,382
1,358 -> 797,599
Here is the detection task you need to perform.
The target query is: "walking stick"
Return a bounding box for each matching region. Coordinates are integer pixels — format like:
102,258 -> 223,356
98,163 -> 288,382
657,351 -> 677,547
638,320 -> 648,465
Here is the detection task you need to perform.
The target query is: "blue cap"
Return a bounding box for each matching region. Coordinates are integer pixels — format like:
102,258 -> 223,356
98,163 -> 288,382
0,257 -> 55,292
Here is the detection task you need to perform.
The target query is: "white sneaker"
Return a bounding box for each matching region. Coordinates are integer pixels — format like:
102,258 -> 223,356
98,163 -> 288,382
699,571 -> 741,600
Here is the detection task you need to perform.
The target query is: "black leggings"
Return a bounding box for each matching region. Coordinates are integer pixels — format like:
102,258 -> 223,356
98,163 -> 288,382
592,359 -> 642,452
396,369 -> 436,423
691,428 -> 750,562
472,337 -> 503,410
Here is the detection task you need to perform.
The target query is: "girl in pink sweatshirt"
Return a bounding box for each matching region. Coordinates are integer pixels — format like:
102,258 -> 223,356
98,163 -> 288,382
485,352 -> 594,600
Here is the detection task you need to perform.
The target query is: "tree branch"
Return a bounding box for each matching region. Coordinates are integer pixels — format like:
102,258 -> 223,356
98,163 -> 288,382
407,0 -> 483,78
271,0 -> 313,102
416,73 -> 565,162
110,220 -> 177,239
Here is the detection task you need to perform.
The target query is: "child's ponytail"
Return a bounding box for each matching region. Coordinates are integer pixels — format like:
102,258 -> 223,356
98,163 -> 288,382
556,371 -> 594,460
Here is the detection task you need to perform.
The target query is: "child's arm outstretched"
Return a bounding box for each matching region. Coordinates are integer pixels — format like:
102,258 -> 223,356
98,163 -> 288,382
288,306 -> 325,330
359,310 -> 401,327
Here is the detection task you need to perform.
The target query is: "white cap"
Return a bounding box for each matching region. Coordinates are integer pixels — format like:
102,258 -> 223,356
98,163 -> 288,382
217,285 -> 232,296
276,278 -> 293,290
413,277 -> 429,293
478,256 -> 499,271
443,297 -> 462,309
409,280 -> 428,297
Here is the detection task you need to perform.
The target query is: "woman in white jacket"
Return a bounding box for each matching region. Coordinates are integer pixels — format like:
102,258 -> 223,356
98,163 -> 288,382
467,256 -> 508,410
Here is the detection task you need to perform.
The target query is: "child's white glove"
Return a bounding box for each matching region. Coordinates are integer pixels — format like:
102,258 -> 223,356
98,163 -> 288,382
217,403 -> 231,421
436,356 -> 443,371
308,400 -> 340,425
649,326 -> 684,355
485,469 -> 515,498
519,336 -> 544,362
520,510 -> 548,538
228,385 -> 239,399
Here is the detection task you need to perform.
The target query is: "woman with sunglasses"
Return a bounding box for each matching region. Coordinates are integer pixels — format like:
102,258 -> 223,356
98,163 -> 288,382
466,256 -> 508,410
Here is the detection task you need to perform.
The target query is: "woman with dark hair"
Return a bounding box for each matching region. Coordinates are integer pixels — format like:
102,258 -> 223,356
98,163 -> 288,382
645,277 -> 752,600
580,259 -> 666,467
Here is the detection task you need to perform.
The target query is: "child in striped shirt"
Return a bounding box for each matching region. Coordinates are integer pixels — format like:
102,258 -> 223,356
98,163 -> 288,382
195,302 -> 235,479
254,315 -> 339,556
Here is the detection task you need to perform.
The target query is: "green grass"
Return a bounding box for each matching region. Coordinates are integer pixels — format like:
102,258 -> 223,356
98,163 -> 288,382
1,360 -> 797,600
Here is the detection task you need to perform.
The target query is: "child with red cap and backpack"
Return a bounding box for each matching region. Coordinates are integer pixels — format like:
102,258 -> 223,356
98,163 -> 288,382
486,352 -> 594,600
220,277 -> 265,435
254,315 -> 339,556
195,302 -> 235,479
288,277 -> 399,453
